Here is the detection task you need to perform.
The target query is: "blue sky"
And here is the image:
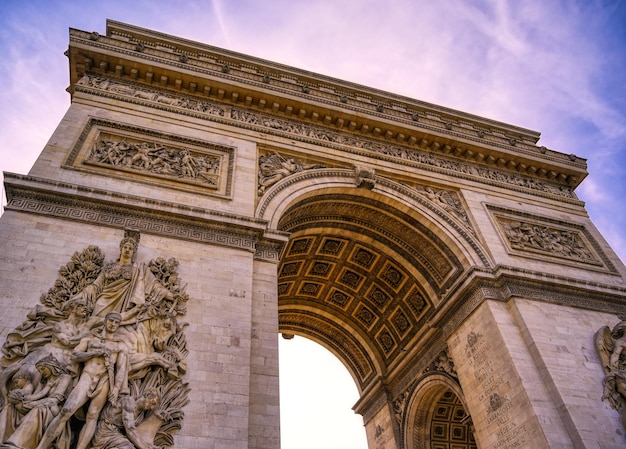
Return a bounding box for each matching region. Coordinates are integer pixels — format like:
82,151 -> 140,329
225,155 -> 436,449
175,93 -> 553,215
1,1 -> 625,448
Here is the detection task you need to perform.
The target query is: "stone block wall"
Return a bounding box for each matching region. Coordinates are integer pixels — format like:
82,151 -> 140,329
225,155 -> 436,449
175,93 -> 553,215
448,298 -> 625,449
0,209 -> 279,448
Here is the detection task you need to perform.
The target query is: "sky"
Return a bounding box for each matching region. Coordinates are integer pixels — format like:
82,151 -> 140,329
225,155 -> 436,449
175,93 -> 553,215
0,1 -> 625,448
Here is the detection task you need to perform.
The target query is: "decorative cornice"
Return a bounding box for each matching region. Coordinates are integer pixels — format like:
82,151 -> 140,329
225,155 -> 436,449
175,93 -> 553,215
3,173 -> 284,257
431,265 -> 626,339
75,24 -> 550,149
254,240 -> 288,263
68,22 -> 588,190
107,20 -> 580,170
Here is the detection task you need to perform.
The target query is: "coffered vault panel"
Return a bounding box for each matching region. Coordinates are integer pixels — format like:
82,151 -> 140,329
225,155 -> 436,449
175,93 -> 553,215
277,192 -> 465,389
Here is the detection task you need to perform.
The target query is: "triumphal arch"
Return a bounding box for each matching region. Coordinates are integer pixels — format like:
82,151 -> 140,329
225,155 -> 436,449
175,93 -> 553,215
1,20 -> 626,449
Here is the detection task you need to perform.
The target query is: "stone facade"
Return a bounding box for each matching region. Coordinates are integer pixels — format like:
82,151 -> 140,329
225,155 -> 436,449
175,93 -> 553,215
0,19 -> 625,449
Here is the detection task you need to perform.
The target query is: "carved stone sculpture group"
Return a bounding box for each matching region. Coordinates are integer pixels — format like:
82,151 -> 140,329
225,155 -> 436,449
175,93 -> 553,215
500,219 -> 595,262
596,319 -> 626,428
0,230 -> 189,449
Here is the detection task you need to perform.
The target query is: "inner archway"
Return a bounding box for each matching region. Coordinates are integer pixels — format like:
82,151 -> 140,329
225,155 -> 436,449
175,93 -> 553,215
264,173 -> 483,449
401,373 -> 475,449
426,389 -> 476,449
273,184 -> 469,392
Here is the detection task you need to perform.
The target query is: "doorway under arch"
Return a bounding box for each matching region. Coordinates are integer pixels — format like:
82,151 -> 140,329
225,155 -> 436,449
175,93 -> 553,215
404,374 -> 476,449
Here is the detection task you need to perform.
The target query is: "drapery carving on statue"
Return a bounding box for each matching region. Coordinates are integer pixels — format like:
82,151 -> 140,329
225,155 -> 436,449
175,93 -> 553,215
0,230 -> 189,449
595,319 -> 626,428
87,137 -> 221,187
257,152 -> 326,195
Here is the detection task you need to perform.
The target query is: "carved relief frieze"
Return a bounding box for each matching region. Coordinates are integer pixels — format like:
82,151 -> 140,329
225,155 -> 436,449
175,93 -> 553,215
79,25 -> 586,173
65,117 -> 234,197
88,137 -> 221,188
488,205 -> 616,272
500,219 -> 595,261
76,74 -> 579,201
239,105 -> 576,200
76,75 -> 226,116
0,230 -> 189,449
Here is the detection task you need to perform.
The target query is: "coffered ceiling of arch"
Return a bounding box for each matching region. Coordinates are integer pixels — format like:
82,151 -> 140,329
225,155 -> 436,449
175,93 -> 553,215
277,193 -> 465,387
421,390 -> 477,449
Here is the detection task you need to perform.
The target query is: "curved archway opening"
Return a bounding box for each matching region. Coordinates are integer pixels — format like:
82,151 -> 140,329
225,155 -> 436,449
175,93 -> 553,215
268,181 -> 482,449
279,335 -> 367,449
405,377 -> 476,449
276,188 -> 468,393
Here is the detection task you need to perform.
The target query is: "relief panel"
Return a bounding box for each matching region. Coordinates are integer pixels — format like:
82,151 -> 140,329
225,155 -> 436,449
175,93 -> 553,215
488,205 -> 617,272
65,118 -> 235,198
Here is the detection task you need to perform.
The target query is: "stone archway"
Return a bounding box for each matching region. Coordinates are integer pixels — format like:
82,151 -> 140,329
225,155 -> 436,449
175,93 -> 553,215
3,20 -> 625,449
403,373 -> 475,449
258,170 -> 485,388
258,169 -> 487,448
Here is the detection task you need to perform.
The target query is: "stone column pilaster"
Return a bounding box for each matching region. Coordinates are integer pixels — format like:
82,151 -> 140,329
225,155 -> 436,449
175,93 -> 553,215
247,256 -> 281,449
447,299 -> 572,449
